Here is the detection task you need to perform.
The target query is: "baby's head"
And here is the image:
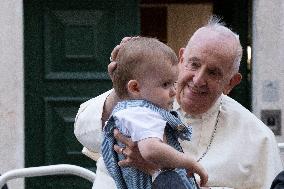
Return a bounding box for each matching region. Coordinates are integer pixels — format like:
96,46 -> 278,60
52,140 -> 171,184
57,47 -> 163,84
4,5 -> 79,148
112,37 -> 178,109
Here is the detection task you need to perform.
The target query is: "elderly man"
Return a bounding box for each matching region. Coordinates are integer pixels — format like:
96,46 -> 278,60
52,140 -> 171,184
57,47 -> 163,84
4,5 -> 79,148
74,18 -> 282,189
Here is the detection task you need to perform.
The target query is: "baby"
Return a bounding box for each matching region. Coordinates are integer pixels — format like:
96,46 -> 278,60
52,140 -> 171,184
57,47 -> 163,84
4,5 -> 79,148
101,37 -> 208,189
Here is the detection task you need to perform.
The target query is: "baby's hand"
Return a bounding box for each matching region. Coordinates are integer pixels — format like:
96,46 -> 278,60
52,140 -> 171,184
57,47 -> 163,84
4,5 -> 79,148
187,164 -> 208,187
199,169 -> 208,187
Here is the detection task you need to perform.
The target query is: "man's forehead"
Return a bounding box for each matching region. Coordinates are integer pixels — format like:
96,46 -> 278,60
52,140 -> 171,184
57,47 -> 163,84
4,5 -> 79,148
190,27 -> 238,53
190,28 -> 217,42
186,36 -> 234,64
189,27 -> 234,49
188,38 -> 223,52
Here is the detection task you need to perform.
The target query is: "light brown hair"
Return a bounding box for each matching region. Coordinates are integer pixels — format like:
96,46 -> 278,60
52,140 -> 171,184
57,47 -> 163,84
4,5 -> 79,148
113,37 -> 178,98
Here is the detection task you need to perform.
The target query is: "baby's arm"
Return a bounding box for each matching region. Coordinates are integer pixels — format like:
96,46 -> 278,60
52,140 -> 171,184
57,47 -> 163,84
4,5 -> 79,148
138,138 -> 208,186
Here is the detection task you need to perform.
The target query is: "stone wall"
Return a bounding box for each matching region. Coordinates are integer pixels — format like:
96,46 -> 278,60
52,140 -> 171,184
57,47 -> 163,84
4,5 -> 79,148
0,1 -> 24,189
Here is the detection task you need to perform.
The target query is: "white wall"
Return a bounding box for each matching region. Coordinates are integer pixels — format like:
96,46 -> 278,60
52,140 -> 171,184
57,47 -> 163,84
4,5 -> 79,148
252,0 -> 284,143
0,1 -> 24,189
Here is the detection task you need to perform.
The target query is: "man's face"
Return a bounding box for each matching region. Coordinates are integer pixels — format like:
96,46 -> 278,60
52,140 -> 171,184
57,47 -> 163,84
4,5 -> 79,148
176,29 -> 238,115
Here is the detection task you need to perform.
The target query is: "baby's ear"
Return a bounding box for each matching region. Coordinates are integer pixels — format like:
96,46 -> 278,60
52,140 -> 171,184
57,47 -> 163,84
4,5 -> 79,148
127,80 -> 140,95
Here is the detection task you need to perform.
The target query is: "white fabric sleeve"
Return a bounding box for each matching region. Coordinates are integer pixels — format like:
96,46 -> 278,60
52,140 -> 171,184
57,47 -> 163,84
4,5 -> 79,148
74,89 -> 113,156
114,107 -> 166,142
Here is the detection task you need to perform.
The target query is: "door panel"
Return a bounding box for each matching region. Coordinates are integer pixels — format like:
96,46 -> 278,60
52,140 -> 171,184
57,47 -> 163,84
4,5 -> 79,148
24,0 -> 139,188
44,7 -> 116,80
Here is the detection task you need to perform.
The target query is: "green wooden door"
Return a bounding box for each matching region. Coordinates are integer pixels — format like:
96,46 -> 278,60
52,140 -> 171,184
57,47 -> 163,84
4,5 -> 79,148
24,0 -> 139,188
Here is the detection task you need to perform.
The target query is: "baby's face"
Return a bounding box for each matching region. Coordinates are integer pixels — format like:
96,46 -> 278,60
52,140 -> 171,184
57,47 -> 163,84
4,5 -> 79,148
139,62 -> 178,110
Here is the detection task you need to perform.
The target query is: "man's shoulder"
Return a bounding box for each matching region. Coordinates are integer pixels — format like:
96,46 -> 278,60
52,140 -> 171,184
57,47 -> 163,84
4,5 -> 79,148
222,95 -> 274,135
80,89 -> 113,110
222,95 -> 252,117
74,89 -> 113,134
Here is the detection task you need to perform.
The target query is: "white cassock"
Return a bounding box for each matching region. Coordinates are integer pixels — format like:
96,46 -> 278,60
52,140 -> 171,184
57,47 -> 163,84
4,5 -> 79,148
74,89 -> 283,189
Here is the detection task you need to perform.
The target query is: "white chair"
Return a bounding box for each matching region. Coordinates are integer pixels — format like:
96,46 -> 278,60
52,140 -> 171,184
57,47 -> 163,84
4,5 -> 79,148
0,164 -> 96,188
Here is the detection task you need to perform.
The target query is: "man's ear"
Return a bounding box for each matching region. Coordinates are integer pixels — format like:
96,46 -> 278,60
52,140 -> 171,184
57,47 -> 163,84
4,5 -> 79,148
178,48 -> 185,64
223,73 -> 242,95
127,80 -> 140,95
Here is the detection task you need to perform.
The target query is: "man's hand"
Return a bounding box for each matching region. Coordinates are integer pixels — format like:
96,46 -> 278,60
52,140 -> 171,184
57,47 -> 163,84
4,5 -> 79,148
113,129 -> 159,175
108,36 -> 140,80
107,62 -> 117,82
110,37 -> 133,62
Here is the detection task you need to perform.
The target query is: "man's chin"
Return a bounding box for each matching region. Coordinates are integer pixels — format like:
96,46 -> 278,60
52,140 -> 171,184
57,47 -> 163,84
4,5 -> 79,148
183,90 -> 207,102
181,100 -> 208,115
180,94 -> 209,113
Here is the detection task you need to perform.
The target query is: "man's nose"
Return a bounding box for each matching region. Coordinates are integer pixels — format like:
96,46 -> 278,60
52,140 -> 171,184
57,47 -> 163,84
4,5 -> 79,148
193,70 -> 206,86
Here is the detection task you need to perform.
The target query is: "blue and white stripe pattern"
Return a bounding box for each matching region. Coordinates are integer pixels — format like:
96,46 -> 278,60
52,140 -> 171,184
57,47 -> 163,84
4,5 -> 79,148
101,99 -> 197,189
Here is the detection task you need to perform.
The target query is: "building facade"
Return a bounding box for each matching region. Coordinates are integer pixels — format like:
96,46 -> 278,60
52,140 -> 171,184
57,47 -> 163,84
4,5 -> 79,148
0,0 -> 283,188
